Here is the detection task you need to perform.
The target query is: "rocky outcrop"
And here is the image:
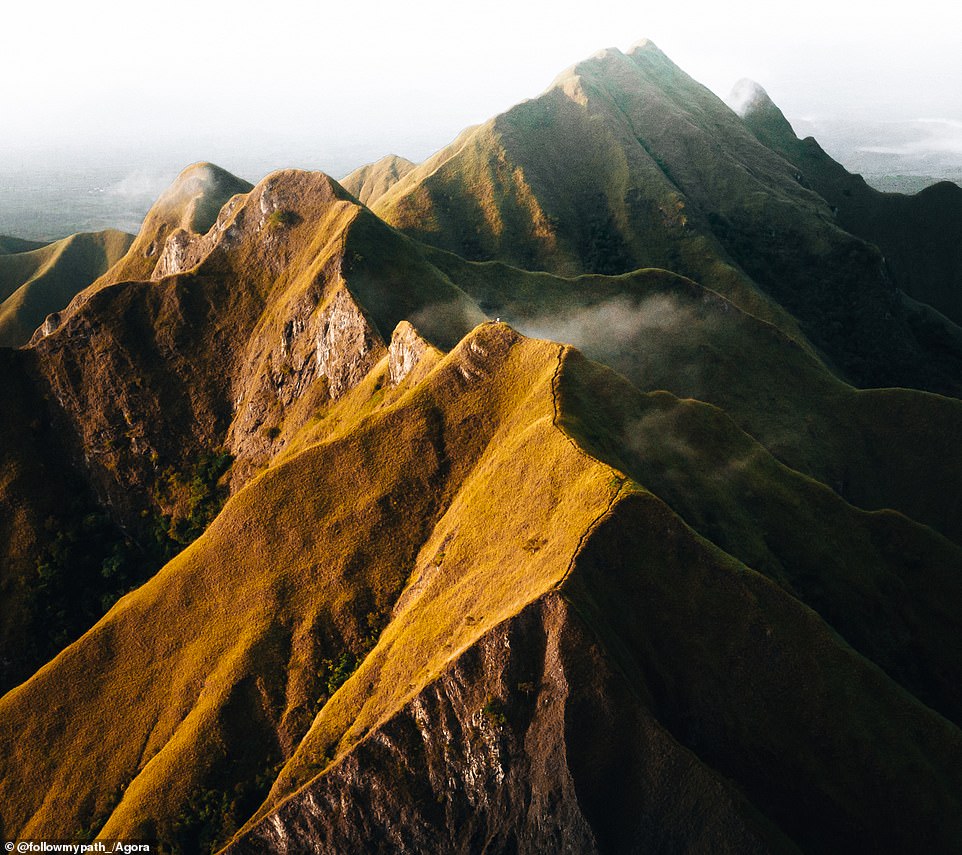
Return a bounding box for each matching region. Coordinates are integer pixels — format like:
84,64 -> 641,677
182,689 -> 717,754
226,283 -> 387,472
387,320 -> 436,387
315,289 -> 384,399
227,594 -> 774,854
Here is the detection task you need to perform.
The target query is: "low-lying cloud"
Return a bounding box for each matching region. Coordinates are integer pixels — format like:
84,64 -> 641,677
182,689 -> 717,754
513,293 -> 697,355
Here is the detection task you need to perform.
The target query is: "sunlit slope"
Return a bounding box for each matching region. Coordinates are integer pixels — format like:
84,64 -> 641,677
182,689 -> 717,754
0,170 -> 387,691
0,326 -> 618,848
373,41 -> 961,395
733,78 -> 962,329
0,167 -> 481,693
225,341 -> 962,854
0,229 -> 133,346
5,322 -> 960,852
341,154 -> 416,206
28,167 -> 483,519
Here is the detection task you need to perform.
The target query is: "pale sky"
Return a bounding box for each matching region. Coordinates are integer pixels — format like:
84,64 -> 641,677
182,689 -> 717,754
3,0 -> 960,174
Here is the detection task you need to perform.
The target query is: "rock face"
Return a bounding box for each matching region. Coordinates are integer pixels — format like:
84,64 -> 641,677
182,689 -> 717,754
315,289 -> 384,399
228,595 -> 773,855
388,320 -> 435,387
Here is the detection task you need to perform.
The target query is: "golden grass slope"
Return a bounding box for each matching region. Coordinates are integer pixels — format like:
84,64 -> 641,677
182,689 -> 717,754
340,154 -> 416,206
0,325 -> 618,847
229,345 -> 962,853
0,230 -> 133,347
2,160 -> 961,850
3,320 -> 962,851
25,167 -> 485,523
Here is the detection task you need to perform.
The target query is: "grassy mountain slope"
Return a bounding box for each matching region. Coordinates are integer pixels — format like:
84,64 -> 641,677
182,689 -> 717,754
372,42 -> 962,396
3,39 -> 962,851
732,78 -> 962,328
0,230 -> 133,347
3,325 -> 962,853
0,167 -> 482,690
2,164 -> 958,702
341,155 -> 416,206
0,326 -> 615,847
418,249 -> 962,545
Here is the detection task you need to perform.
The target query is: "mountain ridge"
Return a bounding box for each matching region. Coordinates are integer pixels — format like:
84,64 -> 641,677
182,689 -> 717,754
1,41 -> 961,854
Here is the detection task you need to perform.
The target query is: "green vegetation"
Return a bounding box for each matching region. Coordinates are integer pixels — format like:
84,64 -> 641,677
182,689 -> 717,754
149,449 -> 234,555
26,505 -> 146,660
317,611 -> 388,706
165,762 -> 282,855
266,209 -> 300,230
481,698 -> 507,727
20,449 -> 235,678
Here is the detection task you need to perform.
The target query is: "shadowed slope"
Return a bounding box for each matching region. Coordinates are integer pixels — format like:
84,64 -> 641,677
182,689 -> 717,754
227,339 -> 962,854
0,168 -> 484,688
2,134 -> 961,854
733,78 -> 962,330
419,249 -> 962,546
0,236 -> 48,255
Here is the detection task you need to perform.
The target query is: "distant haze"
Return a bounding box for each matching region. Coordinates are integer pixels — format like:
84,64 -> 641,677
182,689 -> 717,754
2,0 -> 960,237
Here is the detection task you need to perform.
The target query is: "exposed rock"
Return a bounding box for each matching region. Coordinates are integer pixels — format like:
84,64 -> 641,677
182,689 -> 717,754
226,282 -> 387,476
41,312 -> 60,337
387,320 -> 434,387
315,288 -> 385,400
151,228 -> 194,279
227,595 -> 773,854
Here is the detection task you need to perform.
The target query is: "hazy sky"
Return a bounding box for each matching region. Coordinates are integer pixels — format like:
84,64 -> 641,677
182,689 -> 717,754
3,0 -> 960,176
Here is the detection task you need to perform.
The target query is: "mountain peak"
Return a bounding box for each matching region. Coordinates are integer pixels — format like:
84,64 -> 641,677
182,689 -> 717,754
727,78 -> 802,154
627,37 -> 666,57
154,162 -> 253,233
726,78 -> 774,118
